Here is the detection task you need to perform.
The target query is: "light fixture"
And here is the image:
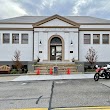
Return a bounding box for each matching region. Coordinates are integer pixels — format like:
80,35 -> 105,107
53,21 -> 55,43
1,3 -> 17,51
39,40 -> 42,45
71,40 -> 73,45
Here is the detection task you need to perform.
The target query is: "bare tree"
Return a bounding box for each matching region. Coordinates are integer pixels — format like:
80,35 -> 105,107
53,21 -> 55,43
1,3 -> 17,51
12,50 -> 22,70
85,47 -> 98,69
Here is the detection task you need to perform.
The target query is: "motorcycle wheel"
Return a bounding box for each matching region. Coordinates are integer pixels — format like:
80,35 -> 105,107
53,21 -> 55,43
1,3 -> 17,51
108,73 -> 110,79
94,73 -> 99,81
104,73 -> 109,79
104,73 -> 108,79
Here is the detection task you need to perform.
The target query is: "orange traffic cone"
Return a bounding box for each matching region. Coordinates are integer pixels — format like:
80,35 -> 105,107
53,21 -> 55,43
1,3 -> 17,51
67,68 -> 70,74
36,68 -> 40,75
49,67 -> 53,75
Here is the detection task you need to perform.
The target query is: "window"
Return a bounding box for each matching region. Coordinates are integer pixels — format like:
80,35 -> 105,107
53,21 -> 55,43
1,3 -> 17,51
50,37 -> 62,45
93,34 -> 100,44
102,34 -> 109,44
21,34 -> 28,44
84,34 -> 91,44
3,33 -> 10,43
12,34 -> 19,44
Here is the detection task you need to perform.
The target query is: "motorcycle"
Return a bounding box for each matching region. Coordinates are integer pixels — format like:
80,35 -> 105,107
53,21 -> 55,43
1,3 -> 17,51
94,64 -> 110,81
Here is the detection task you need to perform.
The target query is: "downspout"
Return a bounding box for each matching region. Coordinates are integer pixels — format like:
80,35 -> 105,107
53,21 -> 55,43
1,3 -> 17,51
33,28 -> 34,61
78,27 -> 79,61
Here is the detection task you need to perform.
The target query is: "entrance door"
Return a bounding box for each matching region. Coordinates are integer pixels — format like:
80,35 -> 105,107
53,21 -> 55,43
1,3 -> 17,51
50,46 -> 62,60
50,46 -> 56,60
50,37 -> 62,61
56,46 -> 62,60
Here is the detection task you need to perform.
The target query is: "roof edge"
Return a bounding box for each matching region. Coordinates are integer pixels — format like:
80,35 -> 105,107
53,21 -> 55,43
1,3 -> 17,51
33,14 -> 80,27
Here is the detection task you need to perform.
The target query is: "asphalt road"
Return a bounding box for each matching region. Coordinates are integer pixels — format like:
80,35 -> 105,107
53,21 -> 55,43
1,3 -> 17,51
0,81 -> 52,110
52,79 -> 110,108
0,79 -> 110,110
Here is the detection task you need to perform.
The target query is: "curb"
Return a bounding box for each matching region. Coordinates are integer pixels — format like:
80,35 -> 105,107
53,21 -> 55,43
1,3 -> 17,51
0,73 -> 27,77
0,77 -> 94,83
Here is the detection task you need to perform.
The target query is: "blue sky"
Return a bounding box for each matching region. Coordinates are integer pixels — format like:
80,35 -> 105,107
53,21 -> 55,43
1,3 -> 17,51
0,0 -> 110,20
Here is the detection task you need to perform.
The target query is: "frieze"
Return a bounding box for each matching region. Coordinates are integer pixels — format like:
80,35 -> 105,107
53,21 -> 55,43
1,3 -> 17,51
34,28 -> 78,32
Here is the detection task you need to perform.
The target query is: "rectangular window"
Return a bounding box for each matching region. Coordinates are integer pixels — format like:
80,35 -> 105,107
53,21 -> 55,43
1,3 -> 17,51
3,33 -> 10,43
21,34 -> 28,44
93,34 -> 100,44
102,34 -> 109,44
84,34 -> 91,44
12,34 -> 19,44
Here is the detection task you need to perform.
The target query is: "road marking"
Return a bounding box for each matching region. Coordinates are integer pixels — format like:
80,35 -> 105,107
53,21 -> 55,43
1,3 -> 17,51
55,81 -> 64,84
21,83 -> 27,85
10,108 -> 48,110
52,106 -> 110,110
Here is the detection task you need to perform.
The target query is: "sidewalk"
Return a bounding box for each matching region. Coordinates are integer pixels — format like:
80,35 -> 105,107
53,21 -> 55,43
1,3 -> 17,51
0,73 -> 95,82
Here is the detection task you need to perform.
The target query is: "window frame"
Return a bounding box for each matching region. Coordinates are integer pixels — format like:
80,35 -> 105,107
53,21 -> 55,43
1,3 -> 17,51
21,33 -> 28,44
12,33 -> 19,44
93,34 -> 100,44
3,33 -> 10,44
102,34 -> 109,44
84,34 -> 91,44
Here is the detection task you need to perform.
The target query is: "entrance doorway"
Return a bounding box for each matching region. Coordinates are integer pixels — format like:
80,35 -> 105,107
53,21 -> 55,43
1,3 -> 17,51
50,37 -> 62,61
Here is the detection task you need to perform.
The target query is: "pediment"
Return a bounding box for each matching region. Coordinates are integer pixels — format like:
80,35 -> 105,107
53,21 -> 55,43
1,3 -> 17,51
33,14 -> 80,28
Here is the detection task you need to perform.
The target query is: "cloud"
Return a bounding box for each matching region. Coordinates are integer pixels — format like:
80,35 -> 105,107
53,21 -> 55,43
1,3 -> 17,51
0,0 -> 110,20
0,0 -> 27,19
72,0 -> 88,16
76,0 -> 110,19
36,0 -> 75,16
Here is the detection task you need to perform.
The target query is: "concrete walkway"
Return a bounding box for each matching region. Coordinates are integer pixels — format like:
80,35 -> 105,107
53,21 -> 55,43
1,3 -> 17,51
0,73 -> 95,82
0,75 -> 18,82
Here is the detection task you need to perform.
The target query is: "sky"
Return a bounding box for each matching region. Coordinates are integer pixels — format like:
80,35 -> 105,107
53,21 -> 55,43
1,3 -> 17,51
0,0 -> 110,20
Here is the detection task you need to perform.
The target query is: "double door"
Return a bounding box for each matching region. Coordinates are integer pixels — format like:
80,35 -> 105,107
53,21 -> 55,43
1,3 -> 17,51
50,46 -> 62,61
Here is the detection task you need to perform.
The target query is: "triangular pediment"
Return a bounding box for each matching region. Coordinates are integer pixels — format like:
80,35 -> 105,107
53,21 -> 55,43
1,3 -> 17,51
33,14 -> 80,28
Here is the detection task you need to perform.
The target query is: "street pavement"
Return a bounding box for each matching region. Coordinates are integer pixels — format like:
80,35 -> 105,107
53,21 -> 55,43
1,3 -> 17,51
51,79 -> 110,108
0,78 -> 110,110
0,74 -> 110,110
0,81 -> 52,110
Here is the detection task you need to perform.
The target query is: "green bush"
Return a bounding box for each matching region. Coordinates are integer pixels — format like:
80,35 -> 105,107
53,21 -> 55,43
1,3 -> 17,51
10,69 -> 18,74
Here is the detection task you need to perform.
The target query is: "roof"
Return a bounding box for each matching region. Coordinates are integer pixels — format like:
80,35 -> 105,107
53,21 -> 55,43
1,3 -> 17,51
0,15 -> 110,24
33,14 -> 80,27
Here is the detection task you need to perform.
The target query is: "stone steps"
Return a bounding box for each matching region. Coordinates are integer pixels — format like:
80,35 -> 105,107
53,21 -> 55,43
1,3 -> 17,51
32,63 -> 78,75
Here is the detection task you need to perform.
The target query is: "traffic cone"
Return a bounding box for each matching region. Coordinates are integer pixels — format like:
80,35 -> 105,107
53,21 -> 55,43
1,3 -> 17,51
36,68 -> 40,75
49,67 -> 53,75
67,68 -> 70,74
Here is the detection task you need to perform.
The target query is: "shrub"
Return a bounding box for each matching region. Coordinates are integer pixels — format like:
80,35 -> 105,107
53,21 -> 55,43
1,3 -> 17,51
10,69 -> 18,74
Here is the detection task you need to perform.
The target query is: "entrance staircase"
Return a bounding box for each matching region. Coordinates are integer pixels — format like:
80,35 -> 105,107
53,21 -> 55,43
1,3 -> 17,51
32,62 -> 78,75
